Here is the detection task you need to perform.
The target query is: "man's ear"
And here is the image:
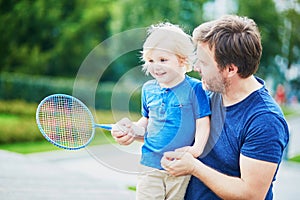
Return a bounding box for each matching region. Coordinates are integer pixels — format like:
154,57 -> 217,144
227,64 -> 238,78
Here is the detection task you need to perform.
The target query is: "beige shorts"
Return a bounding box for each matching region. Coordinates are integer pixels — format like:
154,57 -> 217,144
136,165 -> 191,200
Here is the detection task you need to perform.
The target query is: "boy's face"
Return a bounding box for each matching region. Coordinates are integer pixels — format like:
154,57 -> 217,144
144,48 -> 185,88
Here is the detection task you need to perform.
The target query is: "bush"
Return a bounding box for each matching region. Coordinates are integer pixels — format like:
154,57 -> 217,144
0,100 -> 43,144
0,72 -> 141,112
0,72 -> 73,102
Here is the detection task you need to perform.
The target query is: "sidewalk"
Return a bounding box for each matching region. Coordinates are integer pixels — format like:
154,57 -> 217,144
0,147 -> 137,200
274,161 -> 300,200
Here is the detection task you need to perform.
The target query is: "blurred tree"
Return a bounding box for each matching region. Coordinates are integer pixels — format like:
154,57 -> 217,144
236,0 -> 283,80
281,1 -> 300,69
280,0 -> 300,99
114,0 -> 211,32
1,0 -> 299,89
0,0 -> 111,77
105,0 -> 212,81
237,0 -> 300,96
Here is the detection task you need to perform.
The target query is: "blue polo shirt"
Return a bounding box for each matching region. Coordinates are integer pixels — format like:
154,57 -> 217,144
140,75 -> 211,169
185,77 -> 289,200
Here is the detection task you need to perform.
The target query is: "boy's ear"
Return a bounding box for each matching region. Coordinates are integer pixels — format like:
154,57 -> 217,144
178,56 -> 187,66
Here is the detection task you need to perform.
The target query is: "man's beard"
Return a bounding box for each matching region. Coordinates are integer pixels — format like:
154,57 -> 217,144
203,75 -> 229,93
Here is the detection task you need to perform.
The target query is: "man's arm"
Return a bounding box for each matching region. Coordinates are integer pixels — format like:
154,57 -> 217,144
161,152 -> 277,199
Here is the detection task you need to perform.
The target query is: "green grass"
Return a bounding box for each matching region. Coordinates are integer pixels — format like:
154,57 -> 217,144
0,140 -> 58,154
127,186 -> 136,191
281,105 -> 300,118
0,130 -> 115,154
289,155 -> 300,163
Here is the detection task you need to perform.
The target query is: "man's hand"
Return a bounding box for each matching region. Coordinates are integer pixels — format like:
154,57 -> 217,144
161,150 -> 197,176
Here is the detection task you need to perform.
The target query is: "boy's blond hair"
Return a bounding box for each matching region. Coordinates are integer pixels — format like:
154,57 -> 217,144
142,22 -> 195,74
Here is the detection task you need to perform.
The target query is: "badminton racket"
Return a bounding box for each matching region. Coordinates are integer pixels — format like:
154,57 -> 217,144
36,94 -> 114,150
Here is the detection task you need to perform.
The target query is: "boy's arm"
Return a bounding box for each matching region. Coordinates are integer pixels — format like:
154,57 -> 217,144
111,117 -> 148,144
192,116 -> 210,157
176,116 -> 210,157
132,116 -> 148,142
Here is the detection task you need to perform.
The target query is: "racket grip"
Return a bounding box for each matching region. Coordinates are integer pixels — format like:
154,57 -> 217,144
96,124 -> 113,131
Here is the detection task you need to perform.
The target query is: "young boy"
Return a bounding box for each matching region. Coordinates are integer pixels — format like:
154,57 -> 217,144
111,22 -> 211,199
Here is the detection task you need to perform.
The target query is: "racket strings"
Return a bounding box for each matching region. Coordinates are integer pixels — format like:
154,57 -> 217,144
38,95 -> 94,148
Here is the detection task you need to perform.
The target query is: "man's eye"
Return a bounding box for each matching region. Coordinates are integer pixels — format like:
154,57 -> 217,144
148,59 -> 154,63
160,58 -> 168,62
196,60 -> 206,66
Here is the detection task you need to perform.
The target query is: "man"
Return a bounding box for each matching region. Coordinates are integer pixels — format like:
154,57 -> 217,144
161,15 -> 289,199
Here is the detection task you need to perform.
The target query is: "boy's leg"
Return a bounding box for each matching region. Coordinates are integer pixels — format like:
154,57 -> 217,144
165,174 -> 191,200
136,166 -> 167,200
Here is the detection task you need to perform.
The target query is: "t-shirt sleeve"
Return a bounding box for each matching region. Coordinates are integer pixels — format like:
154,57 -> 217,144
241,113 -> 289,164
193,82 -> 211,119
141,85 -> 149,118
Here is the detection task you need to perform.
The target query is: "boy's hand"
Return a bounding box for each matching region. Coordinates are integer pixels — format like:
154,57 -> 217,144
111,118 -> 135,145
111,117 -> 145,145
175,146 -> 201,158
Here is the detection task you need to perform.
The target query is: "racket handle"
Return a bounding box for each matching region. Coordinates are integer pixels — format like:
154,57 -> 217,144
96,124 -> 113,131
96,123 -> 145,136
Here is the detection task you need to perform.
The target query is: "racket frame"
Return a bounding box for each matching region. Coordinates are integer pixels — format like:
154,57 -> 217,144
36,94 -> 100,150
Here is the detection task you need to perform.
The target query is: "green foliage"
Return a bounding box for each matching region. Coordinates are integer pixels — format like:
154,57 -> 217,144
0,0 -> 111,77
108,0 -> 211,79
282,3 -> 300,69
0,0 -> 300,99
0,100 -> 42,144
0,72 -> 141,112
114,0 -> 209,32
237,0 -> 283,79
0,72 -> 74,102
236,0 -> 300,97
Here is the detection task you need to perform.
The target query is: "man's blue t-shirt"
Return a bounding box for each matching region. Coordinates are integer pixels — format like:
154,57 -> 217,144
141,75 -> 211,169
185,77 -> 289,200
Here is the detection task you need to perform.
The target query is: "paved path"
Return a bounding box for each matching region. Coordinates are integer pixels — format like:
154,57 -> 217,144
286,115 -> 300,158
273,161 -> 300,200
0,116 -> 300,199
0,147 -> 137,200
